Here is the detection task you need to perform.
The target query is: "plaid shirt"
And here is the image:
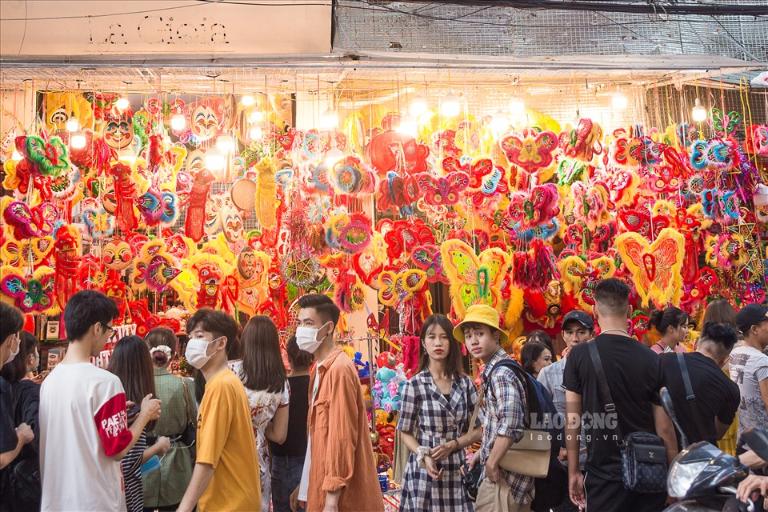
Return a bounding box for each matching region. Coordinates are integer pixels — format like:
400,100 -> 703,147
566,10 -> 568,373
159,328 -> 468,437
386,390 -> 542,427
397,371 -> 479,510
479,349 -> 535,504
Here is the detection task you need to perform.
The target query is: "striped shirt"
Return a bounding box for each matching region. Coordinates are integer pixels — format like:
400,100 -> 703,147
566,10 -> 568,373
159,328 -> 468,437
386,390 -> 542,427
121,430 -> 147,512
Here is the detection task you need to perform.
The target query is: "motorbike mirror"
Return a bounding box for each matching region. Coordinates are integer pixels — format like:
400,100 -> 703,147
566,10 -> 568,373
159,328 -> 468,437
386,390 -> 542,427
741,429 -> 768,463
660,387 -> 689,448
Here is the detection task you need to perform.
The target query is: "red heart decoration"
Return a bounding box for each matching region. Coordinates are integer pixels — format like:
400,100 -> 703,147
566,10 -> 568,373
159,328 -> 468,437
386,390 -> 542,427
352,252 -> 383,286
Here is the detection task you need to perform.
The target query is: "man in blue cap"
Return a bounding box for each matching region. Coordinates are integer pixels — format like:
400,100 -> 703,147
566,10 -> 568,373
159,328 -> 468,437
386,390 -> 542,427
537,310 -> 594,512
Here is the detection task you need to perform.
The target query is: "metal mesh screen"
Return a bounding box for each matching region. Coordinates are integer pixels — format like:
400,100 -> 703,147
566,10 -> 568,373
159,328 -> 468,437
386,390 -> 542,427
334,1 -> 768,61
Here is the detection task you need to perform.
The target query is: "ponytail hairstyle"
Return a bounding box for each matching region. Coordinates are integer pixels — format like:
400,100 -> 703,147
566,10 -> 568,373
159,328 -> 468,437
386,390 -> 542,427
649,306 -> 687,336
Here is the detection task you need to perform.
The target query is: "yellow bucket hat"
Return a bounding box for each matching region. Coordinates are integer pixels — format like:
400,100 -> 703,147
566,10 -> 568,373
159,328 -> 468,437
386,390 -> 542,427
453,304 -> 508,343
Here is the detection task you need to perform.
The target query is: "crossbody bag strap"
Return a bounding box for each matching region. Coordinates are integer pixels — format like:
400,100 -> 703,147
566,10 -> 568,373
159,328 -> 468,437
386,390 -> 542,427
587,341 -> 624,445
676,353 -> 695,401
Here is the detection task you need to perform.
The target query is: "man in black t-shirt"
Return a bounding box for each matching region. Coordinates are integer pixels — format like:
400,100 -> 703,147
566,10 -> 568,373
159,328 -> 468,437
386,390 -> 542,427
563,279 -> 677,512
660,322 -> 739,446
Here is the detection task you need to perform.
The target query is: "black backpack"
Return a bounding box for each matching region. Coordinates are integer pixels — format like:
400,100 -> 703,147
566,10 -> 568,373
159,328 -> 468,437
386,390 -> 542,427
487,359 -> 567,511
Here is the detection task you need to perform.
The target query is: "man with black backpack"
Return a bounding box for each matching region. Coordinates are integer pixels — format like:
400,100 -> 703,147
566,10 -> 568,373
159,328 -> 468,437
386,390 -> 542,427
457,304 -> 565,512
563,278 -> 677,512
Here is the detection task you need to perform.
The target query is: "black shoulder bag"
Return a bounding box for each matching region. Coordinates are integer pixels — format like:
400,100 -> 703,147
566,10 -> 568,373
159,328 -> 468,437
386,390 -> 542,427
588,342 -> 668,494
675,352 -> 698,447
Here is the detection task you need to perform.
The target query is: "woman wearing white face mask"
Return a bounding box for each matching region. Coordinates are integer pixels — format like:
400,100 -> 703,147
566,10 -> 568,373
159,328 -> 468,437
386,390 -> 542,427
0,303 -> 35,473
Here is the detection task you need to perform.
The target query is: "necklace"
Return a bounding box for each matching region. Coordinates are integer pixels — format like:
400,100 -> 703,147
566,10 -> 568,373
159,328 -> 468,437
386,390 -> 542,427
601,329 -> 630,337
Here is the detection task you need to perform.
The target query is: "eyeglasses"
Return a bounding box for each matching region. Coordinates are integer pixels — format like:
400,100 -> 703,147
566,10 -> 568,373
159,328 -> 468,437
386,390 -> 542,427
102,323 -> 115,337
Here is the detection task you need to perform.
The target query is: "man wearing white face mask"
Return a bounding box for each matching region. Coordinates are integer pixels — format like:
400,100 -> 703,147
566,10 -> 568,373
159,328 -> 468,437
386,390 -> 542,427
177,309 -> 261,512
290,294 -> 383,512
0,303 -> 34,472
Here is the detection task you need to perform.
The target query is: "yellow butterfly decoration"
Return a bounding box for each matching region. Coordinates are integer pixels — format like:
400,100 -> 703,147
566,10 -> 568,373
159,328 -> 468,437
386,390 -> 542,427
616,228 -> 685,308
557,255 -> 617,311
376,269 -> 428,307
439,239 -> 511,320
1,235 -> 55,268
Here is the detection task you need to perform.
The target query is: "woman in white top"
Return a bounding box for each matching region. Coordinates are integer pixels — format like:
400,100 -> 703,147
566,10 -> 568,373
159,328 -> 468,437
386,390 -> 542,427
229,316 -> 289,511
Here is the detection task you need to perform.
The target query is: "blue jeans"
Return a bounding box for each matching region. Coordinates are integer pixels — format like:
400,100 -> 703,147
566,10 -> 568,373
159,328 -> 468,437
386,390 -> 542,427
271,455 -> 305,512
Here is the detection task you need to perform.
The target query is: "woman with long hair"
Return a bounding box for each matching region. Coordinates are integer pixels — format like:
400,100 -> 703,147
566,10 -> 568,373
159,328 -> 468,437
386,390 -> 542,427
521,341 -> 553,379
142,328 -> 196,511
0,332 -> 41,511
650,306 -> 689,354
397,314 -> 480,511
229,316 -> 289,511
108,336 -> 171,512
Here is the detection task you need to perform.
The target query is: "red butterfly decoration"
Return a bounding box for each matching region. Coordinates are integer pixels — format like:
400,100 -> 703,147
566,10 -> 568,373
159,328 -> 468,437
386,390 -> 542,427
500,130 -> 558,173
618,208 -> 670,239
414,171 -> 470,206
382,219 -> 435,262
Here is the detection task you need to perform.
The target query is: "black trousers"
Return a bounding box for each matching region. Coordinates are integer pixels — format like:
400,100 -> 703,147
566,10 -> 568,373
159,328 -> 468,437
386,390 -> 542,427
584,472 -> 666,512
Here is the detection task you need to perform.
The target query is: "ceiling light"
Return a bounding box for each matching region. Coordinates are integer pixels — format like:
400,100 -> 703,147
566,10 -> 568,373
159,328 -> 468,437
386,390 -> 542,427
440,96 -> 461,118
71,133 -> 87,149
509,98 -> 526,117
612,92 -> 628,111
115,97 -> 130,111
170,114 -> 186,132
241,95 -> 256,107
409,98 -> 429,117
490,112 -> 510,137
692,98 -> 708,123
319,110 -> 339,130
65,117 -> 80,132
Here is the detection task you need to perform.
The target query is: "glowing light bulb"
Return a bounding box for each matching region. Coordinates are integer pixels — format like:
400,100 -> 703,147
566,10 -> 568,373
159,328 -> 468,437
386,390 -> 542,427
11,150 -> 23,161
612,92 -> 628,111
170,114 -> 186,131
396,118 -> 419,138
241,95 -> 256,107
692,98 -> 708,123
249,126 -> 264,140
509,98 -> 526,117
65,117 -> 80,132
248,110 -> 265,123
440,96 -> 461,118
409,98 -> 429,117
216,135 -> 235,154
490,112 -> 510,137
115,97 -> 130,111
319,110 -> 339,130
71,133 -> 87,149
205,152 -> 226,172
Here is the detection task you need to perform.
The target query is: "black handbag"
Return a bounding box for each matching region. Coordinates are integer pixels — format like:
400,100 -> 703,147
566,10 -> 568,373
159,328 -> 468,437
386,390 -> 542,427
588,342 -> 668,494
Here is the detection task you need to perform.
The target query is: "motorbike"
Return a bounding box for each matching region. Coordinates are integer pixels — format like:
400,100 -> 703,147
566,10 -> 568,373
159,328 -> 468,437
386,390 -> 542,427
660,386 -> 768,512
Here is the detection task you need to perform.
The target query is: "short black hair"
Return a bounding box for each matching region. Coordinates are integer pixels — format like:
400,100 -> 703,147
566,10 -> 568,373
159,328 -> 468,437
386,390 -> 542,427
699,322 -> 738,352
286,335 -> 313,370
186,308 -> 241,359
297,294 -> 340,327
594,278 -> 630,315
64,290 -> 119,341
0,332 -> 38,383
0,302 -> 24,346
649,306 -> 687,335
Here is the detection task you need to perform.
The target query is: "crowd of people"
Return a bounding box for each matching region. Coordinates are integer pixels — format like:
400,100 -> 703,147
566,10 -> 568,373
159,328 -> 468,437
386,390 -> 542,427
1,277 -> 768,511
